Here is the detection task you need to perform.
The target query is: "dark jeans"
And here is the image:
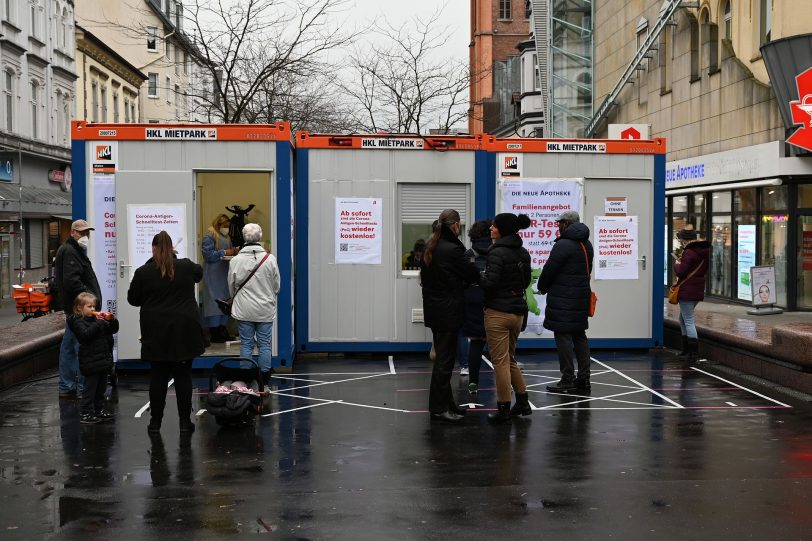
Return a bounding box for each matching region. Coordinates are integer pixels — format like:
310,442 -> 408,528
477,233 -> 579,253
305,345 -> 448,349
467,338 -> 487,384
553,330 -> 591,382
149,360 -> 193,425
81,372 -> 107,415
429,330 -> 458,413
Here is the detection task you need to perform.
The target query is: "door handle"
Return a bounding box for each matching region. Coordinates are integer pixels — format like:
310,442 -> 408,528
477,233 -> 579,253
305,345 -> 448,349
637,255 -> 647,270
119,259 -> 132,278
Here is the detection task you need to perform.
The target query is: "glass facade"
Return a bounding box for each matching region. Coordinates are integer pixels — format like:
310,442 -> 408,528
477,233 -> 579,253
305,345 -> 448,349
665,183 -> 812,309
549,0 -> 593,138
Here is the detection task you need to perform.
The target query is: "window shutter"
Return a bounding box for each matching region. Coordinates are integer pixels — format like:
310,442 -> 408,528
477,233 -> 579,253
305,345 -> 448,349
400,184 -> 469,224
26,220 -> 43,268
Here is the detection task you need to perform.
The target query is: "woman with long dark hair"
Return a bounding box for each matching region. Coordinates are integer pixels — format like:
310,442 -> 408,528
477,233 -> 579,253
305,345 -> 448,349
481,213 -> 532,424
420,209 -> 480,423
128,231 -> 205,434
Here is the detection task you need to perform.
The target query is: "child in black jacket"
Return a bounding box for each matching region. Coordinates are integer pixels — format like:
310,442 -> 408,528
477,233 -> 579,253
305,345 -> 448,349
68,292 -> 119,424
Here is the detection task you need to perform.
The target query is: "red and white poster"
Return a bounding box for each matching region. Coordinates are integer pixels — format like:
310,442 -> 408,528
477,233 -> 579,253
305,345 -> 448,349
500,179 -> 583,335
594,216 -> 639,280
803,230 -> 812,272
335,198 -> 383,265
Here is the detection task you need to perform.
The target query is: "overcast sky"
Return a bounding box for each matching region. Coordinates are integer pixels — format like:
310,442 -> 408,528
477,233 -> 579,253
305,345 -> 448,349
347,0 -> 470,60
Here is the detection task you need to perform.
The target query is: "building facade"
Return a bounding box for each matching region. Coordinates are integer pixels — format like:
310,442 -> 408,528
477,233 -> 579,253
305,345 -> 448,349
0,0 -> 76,298
469,0 -> 531,134
591,0 -> 812,310
75,0 -> 203,124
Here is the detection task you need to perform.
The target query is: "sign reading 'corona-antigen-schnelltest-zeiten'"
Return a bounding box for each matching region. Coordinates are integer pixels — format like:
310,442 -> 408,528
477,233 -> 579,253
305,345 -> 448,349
335,198 -> 382,264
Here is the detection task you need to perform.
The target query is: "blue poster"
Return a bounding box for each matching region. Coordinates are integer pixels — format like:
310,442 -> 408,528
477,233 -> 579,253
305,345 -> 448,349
0,155 -> 13,182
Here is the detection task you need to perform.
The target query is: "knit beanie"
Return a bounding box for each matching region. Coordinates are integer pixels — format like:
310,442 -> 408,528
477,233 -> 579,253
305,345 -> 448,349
493,213 -> 531,236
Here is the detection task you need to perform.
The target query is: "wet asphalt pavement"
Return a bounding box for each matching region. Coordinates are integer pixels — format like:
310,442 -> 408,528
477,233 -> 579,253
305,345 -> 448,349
2,350 -> 812,540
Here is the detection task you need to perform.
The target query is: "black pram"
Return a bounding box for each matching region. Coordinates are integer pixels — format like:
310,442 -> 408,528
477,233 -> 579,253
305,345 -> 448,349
206,358 -> 270,426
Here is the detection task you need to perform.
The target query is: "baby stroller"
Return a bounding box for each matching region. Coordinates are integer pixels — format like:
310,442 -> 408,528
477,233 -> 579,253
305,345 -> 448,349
206,358 -> 271,426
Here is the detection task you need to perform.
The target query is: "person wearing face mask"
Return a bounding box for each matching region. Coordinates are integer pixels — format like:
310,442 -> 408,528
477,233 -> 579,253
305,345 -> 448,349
202,214 -> 239,343
54,219 -> 103,400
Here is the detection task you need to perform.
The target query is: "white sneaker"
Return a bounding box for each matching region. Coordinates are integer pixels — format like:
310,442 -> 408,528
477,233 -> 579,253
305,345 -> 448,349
460,368 -> 469,376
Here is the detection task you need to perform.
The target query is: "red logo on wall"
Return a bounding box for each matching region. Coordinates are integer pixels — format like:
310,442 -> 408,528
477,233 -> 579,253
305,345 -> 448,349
788,66 -> 812,153
621,127 -> 641,140
96,145 -> 112,160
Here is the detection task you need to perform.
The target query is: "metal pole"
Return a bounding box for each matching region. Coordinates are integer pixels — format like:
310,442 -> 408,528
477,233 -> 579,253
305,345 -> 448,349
17,139 -> 23,284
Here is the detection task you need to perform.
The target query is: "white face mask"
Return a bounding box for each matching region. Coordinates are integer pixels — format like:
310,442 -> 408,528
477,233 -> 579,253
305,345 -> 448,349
219,227 -> 230,236
77,236 -> 89,250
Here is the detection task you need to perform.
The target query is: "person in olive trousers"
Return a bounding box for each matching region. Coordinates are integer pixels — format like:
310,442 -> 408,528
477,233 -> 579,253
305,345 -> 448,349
128,231 -> 206,434
420,209 -> 480,423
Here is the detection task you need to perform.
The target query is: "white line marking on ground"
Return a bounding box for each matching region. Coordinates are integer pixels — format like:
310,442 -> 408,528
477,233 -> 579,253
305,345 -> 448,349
271,376 -> 328,383
534,389 -> 678,410
482,355 -> 494,369
335,401 -> 411,413
528,397 -> 538,410
135,378 -> 174,418
196,408 -> 207,416
691,367 -> 792,408
725,401 -> 737,407
389,355 -> 396,375
591,357 -> 684,409
261,400 -> 341,417
274,373 -> 390,393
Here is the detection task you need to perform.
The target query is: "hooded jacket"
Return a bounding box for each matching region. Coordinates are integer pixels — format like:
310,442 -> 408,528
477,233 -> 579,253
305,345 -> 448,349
228,244 -> 281,323
420,226 -> 480,331
481,234 -> 532,315
674,240 -> 710,302
536,222 -> 594,333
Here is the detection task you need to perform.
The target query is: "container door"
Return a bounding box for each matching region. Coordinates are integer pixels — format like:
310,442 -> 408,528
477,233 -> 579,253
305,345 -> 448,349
584,178 -> 653,339
115,171 -> 196,360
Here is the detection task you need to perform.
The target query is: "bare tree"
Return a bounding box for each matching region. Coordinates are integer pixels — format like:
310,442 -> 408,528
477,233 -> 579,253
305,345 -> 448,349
184,0 -> 357,125
341,10 -> 470,134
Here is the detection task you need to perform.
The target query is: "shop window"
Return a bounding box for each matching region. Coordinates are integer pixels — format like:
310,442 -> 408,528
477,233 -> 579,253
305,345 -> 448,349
761,185 -> 787,212
147,26 -> 158,51
799,185 -> 812,208
710,216 -> 732,297
672,195 -> 688,213
399,183 -> 469,274
499,0 -> 511,20
796,216 -> 812,308
735,215 -> 756,301
711,191 -> 731,212
760,213 -> 787,307
689,193 -> 706,237
734,188 -> 756,212
25,219 -> 44,269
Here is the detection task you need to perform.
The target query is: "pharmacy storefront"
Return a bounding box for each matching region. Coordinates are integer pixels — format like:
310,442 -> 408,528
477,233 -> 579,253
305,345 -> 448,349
665,141 -> 812,310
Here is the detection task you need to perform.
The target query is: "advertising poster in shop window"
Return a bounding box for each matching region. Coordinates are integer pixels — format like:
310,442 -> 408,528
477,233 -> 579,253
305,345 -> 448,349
499,179 -> 583,335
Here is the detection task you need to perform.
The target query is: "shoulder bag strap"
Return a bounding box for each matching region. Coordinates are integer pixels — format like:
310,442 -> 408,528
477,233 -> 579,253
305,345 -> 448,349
673,259 -> 704,287
233,252 -> 270,297
580,242 -> 591,275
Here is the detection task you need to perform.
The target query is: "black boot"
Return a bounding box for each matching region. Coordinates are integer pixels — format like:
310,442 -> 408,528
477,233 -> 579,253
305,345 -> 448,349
546,379 -> 576,393
575,377 -> 591,394
676,335 -> 689,358
684,338 -> 699,365
219,325 -> 235,341
510,393 -> 532,417
147,416 -> 162,435
430,410 -> 465,423
488,402 -> 512,424
448,394 -> 467,416
179,418 -> 196,433
209,326 -> 226,343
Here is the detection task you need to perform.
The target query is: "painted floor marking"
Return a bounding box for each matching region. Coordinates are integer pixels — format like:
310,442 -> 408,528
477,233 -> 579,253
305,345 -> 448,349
482,355 -> 494,369
271,375 -> 328,384
389,355 -> 396,375
690,366 -> 792,408
270,390 -> 411,413
725,401 -> 737,407
533,389 -> 678,410
135,378 -> 174,418
261,400 -> 342,417
591,357 -> 685,409
274,373 -> 390,393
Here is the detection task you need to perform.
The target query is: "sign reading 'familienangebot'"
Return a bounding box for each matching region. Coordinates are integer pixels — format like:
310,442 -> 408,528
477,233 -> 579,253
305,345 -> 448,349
335,198 -> 383,264
145,128 -> 217,140
360,138 -> 423,150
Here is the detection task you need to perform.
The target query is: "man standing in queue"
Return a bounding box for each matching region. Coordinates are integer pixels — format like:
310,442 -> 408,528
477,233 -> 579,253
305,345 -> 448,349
536,210 -> 594,394
55,219 -> 103,399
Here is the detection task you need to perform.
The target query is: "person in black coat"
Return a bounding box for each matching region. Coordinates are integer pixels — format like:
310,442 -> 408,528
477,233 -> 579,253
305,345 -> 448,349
420,209 -> 480,423
54,219 -> 102,399
68,292 -> 119,424
128,231 -> 205,434
536,210 -> 594,394
481,213 -> 533,423
461,219 -> 492,394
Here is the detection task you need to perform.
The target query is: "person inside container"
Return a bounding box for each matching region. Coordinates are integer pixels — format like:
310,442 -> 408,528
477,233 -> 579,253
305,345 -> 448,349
403,239 -> 426,270
202,214 -> 239,343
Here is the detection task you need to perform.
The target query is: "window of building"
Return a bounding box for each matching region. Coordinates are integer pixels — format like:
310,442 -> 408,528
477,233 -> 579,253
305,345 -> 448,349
174,84 -> 180,118
399,183 -> 469,274
184,52 -> 189,74
4,69 -> 13,133
100,84 -> 107,122
147,26 -> 158,51
689,16 -> 699,81
759,0 -> 772,46
62,96 -> 70,142
30,80 -> 39,139
636,19 -> 648,105
175,46 -> 181,75
148,73 -> 158,97
4,0 -> 13,23
165,39 -> 171,60
165,0 -> 171,18
525,0 -> 531,19
660,24 -> 672,93
60,8 -> 68,50
131,102 -> 136,122
166,76 -> 171,104
25,219 -> 43,269
723,0 -> 732,41
499,0 -> 511,20
91,80 -> 98,121
700,9 -> 719,74
113,92 -> 119,122
521,56 -> 525,92
532,53 -> 539,90
175,1 -> 182,29
30,1 -> 38,38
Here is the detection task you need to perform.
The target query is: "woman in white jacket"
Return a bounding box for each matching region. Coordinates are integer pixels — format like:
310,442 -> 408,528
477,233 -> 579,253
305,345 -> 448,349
228,223 -> 281,380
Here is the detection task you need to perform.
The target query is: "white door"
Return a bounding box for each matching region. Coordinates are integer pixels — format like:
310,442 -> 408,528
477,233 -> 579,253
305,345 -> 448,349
584,178 -> 652,339
116,171 -> 196,360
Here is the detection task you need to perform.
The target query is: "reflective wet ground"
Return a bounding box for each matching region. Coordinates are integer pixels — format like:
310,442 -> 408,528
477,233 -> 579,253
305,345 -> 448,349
2,351 -> 812,540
